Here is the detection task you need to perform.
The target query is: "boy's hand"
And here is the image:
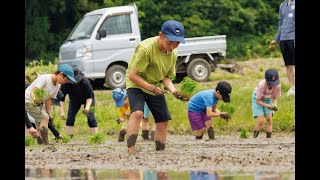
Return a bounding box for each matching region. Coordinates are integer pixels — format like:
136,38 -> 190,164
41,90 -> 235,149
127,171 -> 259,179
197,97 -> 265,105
172,91 -> 190,101
116,118 -> 121,124
268,105 -> 278,111
82,109 -> 89,116
220,112 -> 231,121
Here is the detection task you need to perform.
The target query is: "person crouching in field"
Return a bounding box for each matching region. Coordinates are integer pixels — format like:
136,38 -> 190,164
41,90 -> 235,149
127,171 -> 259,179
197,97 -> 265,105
252,68 -> 281,138
112,88 -> 155,142
60,67 -> 98,138
25,64 -> 76,145
187,81 -> 232,140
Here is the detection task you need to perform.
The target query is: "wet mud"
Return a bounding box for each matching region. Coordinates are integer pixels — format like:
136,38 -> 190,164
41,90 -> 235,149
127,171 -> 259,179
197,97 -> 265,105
25,133 -> 295,172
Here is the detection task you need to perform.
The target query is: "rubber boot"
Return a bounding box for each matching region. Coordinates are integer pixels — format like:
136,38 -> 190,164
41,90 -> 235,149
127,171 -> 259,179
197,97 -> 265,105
150,131 -> 155,141
37,136 -> 43,145
266,132 -> 272,138
118,129 -> 126,142
142,130 -> 149,140
195,135 -> 203,139
90,127 -> 98,135
253,130 -> 259,138
66,126 -> 74,138
208,127 -> 214,140
155,140 -> 166,151
40,126 -> 49,145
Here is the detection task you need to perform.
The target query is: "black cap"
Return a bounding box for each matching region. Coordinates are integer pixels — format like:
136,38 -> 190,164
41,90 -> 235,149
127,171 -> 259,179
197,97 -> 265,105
216,81 -> 232,102
72,66 -> 84,83
265,68 -> 280,87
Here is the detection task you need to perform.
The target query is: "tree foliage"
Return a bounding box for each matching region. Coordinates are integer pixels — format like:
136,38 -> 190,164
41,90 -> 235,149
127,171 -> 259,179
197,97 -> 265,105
25,0 -> 281,63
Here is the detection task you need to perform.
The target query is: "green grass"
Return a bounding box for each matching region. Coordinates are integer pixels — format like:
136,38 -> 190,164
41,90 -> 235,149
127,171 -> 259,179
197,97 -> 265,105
26,57 -> 295,141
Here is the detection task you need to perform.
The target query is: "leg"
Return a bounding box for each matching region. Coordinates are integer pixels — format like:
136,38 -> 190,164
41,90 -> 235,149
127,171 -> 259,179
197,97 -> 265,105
205,120 -> 214,140
154,121 -> 169,151
118,128 -> 127,142
150,124 -> 156,141
280,40 -> 295,94
48,116 -> 60,138
253,116 -> 264,138
141,117 -> 150,140
286,65 -> 295,90
127,110 -> 143,154
39,117 -> 50,145
265,114 -> 273,138
196,128 -> 206,139
66,101 -> 81,138
87,107 -> 98,134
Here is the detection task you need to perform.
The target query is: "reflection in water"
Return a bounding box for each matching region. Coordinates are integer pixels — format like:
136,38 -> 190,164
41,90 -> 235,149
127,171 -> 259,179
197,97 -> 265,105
25,168 -> 294,180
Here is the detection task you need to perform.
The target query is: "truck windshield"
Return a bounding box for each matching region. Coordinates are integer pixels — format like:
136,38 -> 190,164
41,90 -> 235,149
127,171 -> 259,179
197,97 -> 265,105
67,14 -> 102,41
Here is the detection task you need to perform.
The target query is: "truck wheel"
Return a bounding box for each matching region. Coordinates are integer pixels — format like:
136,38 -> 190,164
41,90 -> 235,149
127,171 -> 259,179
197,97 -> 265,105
105,65 -> 126,89
187,58 -> 211,82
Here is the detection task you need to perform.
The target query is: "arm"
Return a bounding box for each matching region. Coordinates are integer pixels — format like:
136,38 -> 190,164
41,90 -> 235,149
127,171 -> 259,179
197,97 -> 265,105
256,98 -> 273,109
161,76 -> 177,93
272,97 -> 278,108
83,98 -> 93,114
59,101 -> 66,119
128,69 -> 166,95
25,110 -> 37,137
205,104 -> 221,118
44,98 -> 52,118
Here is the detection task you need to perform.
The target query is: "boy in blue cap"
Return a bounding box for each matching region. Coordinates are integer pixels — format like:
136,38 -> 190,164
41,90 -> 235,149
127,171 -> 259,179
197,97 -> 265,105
25,64 -> 76,145
125,20 -> 185,154
112,88 -> 155,142
252,68 -> 281,138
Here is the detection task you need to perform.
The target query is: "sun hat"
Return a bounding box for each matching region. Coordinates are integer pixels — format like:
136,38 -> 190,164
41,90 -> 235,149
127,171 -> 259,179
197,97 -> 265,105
216,81 -> 232,103
265,68 -> 280,87
161,20 -> 185,43
58,64 -> 76,83
112,88 -> 127,107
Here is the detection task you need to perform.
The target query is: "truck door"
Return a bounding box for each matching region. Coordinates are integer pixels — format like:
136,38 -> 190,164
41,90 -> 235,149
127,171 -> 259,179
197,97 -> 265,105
91,12 -> 140,80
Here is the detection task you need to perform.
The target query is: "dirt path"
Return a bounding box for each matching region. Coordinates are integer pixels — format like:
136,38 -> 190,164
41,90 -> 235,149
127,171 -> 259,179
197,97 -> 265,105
25,132 -> 294,173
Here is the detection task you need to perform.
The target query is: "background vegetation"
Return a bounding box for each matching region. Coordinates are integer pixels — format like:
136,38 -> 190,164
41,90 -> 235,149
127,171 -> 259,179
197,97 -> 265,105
25,0 -> 282,64
25,57 -> 295,142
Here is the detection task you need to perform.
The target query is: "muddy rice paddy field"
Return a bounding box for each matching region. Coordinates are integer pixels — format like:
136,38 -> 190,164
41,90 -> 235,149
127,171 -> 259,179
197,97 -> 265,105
25,132 -> 295,173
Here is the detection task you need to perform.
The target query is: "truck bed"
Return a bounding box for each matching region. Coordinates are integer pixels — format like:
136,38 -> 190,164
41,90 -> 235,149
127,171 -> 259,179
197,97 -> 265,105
177,35 -> 227,57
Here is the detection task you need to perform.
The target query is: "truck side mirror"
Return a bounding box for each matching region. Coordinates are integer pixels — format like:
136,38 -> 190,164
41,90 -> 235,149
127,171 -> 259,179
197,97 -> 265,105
96,28 -> 107,40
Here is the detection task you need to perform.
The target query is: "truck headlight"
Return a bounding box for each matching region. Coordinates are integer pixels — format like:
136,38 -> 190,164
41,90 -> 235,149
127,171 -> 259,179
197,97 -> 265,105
75,45 -> 92,58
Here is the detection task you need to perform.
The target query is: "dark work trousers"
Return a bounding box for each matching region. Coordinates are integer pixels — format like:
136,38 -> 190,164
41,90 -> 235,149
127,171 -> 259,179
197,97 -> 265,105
66,99 -> 97,128
48,117 -> 60,137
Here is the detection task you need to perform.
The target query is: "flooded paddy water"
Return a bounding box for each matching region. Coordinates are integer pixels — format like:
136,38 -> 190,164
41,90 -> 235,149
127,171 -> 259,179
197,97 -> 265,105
25,133 -> 295,179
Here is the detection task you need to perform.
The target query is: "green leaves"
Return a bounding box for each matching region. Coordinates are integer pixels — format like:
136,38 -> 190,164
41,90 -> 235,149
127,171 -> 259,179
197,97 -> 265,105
34,88 -> 49,104
179,77 -> 197,96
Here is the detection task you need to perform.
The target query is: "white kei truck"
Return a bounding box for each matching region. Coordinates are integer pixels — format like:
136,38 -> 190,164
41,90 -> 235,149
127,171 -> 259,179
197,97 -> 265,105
58,4 -> 228,89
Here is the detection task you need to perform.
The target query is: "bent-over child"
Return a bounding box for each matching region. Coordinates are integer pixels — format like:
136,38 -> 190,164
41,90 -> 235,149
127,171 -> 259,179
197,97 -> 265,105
252,68 -> 281,138
187,81 -> 232,140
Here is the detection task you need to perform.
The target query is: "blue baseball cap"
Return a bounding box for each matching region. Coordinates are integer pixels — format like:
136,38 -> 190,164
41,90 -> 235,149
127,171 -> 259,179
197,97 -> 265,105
265,68 -> 280,87
112,88 -> 127,107
161,20 -> 185,43
58,64 -> 77,83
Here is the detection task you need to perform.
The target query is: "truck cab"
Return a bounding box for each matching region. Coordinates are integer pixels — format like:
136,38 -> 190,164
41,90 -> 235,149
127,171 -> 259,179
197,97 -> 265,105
58,4 -> 141,89
59,4 -> 229,89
